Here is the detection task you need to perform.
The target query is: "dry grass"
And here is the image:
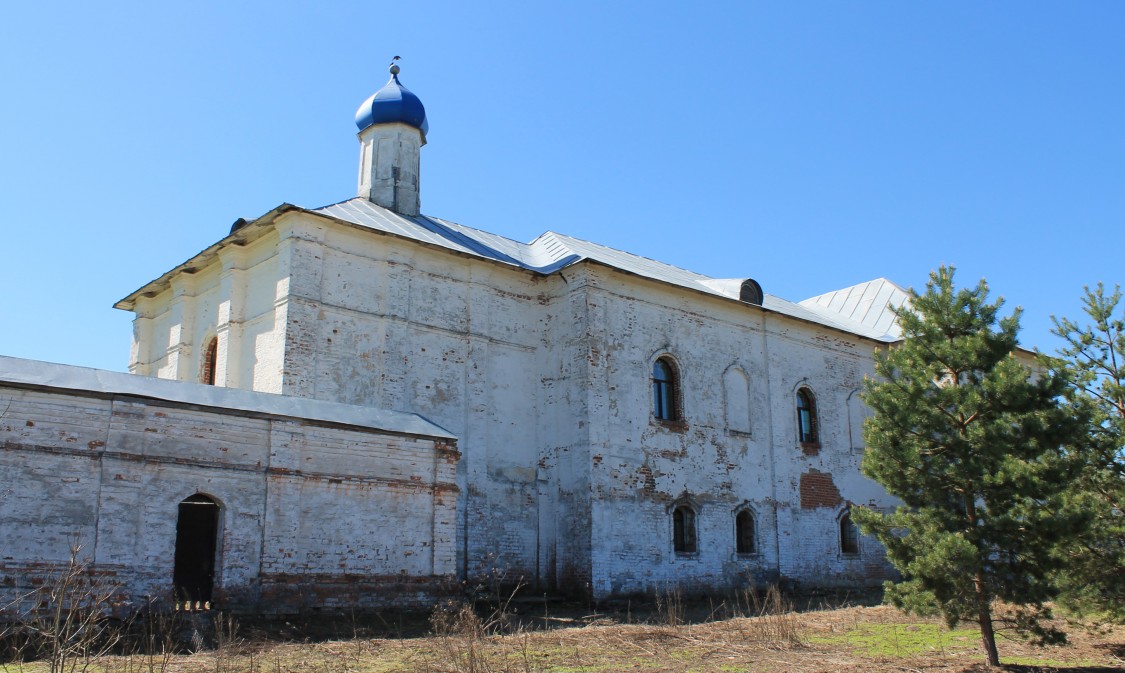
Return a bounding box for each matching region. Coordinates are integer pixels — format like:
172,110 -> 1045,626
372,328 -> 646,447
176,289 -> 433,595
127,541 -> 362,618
3,602 -> 1122,673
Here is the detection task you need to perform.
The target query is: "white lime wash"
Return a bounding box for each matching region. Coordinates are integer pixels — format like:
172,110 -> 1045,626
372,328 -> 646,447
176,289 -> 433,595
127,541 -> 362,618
3,64 -> 911,607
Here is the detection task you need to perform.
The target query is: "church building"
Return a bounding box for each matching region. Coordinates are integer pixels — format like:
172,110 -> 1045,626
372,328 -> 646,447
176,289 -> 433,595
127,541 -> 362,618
1,65 -> 906,612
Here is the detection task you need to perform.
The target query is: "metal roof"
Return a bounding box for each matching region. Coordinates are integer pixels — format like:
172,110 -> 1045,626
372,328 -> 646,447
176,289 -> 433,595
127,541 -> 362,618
315,198 -> 579,273
312,198 -> 906,341
799,278 -> 910,340
117,196 -> 906,342
0,355 -> 455,440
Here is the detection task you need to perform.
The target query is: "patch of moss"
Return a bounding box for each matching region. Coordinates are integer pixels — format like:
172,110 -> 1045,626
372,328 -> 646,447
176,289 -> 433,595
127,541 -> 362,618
807,623 -> 977,657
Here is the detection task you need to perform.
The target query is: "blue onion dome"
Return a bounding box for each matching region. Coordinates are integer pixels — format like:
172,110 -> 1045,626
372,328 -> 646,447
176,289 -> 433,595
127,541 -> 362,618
355,64 -> 429,138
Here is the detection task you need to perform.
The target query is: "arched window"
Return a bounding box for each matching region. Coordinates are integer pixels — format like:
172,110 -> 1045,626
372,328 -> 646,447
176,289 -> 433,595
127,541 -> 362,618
672,504 -> 697,554
735,509 -> 756,554
796,387 -> 818,444
739,278 -> 763,305
840,510 -> 859,555
201,337 -> 218,386
652,357 -> 680,422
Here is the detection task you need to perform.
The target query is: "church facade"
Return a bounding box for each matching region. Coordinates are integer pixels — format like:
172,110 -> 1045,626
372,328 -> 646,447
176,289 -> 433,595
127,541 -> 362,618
2,66 -> 906,610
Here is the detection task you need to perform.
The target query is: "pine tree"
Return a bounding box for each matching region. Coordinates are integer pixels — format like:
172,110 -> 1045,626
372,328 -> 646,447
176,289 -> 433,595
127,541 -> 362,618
853,266 -> 1087,666
1048,283 -> 1125,623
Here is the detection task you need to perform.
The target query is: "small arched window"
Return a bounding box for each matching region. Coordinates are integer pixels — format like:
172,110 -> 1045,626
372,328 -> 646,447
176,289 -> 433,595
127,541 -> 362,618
652,357 -> 680,422
201,337 -> 218,386
796,387 -> 817,444
672,504 -> 697,554
840,510 -> 859,555
739,278 -> 763,305
735,509 -> 756,555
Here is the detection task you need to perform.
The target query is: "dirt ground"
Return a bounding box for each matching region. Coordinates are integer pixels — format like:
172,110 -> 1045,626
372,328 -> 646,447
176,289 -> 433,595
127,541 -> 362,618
302,604 -> 1125,673
5,600 -> 1120,673
4,590 -> 1124,673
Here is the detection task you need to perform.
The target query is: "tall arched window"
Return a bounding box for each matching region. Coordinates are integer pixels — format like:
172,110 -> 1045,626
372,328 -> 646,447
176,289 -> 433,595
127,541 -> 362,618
201,337 -> 218,386
840,510 -> 859,555
735,509 -> 756,554
796,387 -> 818,444
652,357 -> 680,422
672,504 -> 697,554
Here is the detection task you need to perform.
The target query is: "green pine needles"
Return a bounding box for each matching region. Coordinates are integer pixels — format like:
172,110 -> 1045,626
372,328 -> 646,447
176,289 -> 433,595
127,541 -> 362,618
1047,283 -> 1125,624
853,266 -> 1090,667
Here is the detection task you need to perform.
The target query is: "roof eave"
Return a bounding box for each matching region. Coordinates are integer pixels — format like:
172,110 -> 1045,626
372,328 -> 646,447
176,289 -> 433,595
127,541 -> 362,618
112,203 -> 895,345
113,203 -> 305,311
573,258 -> 898,346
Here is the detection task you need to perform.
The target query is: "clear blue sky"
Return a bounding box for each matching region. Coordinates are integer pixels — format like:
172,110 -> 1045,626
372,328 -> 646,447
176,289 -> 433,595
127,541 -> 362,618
1,2 -> 1122,372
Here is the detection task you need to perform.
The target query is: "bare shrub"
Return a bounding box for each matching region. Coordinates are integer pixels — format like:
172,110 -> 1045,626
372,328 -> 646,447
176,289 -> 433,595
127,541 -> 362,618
430,600 -> 491,672
428,573 -> 536,673
128,608 -> 180,673
2,539 -> 124,673
207,610 -> 246,672
97,604 -> 189,673
653,585 -> 685,628
733,584 -> 802,646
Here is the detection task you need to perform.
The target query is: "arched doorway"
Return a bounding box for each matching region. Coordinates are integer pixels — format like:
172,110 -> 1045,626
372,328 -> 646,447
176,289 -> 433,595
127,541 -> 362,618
173,494 -> 220,608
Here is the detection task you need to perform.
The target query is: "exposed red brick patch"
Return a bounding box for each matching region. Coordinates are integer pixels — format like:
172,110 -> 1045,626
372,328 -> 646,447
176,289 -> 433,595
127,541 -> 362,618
799,469 -> 842,509
201,338 -> 218,385
637,465 -> 656,494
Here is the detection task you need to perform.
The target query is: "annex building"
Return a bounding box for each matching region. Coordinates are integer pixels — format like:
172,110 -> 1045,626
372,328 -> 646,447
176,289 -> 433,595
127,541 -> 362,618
1,65 -> 907,612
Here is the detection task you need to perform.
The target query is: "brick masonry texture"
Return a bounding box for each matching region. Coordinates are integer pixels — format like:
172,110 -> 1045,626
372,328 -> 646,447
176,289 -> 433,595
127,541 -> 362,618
0,383 -> 458,614
799,469 -> 844,510
8,82 -> 914,610
124,211 -> 902,598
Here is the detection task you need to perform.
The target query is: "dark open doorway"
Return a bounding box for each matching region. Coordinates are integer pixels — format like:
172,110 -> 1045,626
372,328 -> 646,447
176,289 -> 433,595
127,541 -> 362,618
173,493 -> 219,607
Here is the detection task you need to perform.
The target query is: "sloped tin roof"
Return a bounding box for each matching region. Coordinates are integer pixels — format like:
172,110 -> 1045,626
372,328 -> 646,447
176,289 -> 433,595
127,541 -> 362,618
0,355 -> 455,440
799,278 -> 910,340
313,198 -> 905,341
117,197 -> 906,342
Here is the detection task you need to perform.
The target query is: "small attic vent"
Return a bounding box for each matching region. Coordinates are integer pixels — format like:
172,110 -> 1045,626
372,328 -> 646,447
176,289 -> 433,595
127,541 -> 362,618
740,279 -> 763,305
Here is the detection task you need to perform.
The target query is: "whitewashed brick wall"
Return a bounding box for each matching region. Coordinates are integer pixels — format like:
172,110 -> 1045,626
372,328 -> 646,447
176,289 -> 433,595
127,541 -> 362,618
127,210 -> 899,600
0,382 -> 458,614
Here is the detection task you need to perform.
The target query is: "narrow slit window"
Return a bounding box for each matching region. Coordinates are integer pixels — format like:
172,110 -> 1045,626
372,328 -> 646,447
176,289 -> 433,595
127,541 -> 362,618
652,357 -> 679,422
840,511 -> 859,555
201,337 -> 218,386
